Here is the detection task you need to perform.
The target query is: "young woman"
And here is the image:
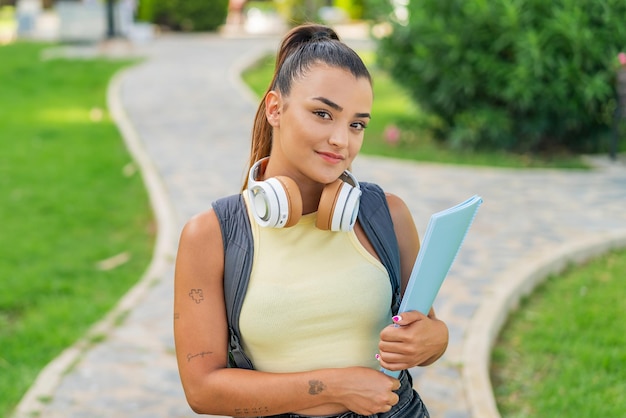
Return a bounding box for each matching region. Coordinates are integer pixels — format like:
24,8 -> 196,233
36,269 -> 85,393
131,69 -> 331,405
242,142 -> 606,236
174,24 -> 448,417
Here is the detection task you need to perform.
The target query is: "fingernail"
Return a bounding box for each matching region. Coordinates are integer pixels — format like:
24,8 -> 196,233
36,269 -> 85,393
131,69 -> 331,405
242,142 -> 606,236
392,315 -> 402,323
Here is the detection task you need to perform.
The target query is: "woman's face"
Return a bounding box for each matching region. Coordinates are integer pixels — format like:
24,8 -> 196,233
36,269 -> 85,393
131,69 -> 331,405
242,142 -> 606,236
266,63 -> 373,186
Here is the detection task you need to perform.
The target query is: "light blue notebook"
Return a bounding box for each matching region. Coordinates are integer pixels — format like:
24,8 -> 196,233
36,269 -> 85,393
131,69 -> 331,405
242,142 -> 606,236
381,195 -> 483,378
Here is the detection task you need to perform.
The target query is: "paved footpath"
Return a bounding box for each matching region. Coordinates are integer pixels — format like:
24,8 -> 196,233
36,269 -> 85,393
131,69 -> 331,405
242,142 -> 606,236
14,33 -> 626,418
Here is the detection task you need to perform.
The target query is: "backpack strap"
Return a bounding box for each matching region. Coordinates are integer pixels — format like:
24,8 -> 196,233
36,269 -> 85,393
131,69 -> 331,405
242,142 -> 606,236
212,194 -> 255,369
212,182 -> 402,369
358,182 -> 402,314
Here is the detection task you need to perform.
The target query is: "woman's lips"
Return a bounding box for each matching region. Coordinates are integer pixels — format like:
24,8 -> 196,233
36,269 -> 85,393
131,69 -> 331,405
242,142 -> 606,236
317,151 -> 344,163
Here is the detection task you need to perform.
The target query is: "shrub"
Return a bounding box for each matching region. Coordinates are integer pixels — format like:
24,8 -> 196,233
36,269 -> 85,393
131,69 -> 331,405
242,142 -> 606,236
149,0 -> 229,31
136,0 -> 156,22
362,0 -> 392,22
334,0 -> 364,20
378,0 -> 626,153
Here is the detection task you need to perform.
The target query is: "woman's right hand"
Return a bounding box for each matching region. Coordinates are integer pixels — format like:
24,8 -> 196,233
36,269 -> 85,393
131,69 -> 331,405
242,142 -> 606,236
333,367 -> 401,415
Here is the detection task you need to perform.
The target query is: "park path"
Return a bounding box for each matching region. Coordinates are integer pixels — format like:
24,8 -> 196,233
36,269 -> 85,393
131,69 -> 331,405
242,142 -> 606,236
13,33 -> 626,418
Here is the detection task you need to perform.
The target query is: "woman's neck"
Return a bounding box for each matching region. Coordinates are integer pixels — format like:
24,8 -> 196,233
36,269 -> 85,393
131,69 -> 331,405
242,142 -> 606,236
298,181 -> 324,215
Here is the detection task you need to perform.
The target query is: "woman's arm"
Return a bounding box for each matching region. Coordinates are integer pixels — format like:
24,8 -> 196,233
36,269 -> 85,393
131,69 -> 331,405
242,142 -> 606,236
377,193 -> 449,370
174,210 -> 400,416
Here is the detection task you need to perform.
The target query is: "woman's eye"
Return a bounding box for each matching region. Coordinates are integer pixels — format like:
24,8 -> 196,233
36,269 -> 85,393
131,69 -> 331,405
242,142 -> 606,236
314,110 -> 331,119
351,121 -> 367,131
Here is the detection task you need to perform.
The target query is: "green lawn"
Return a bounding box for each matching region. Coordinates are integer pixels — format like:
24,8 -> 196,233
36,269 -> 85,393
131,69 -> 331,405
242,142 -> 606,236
241,52 -> 589,169
491,248 -> 626,417
0,42 -> 154,417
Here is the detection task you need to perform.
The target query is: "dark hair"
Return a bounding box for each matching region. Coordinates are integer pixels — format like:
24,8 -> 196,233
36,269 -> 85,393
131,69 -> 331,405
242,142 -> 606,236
243,24 -> 372,190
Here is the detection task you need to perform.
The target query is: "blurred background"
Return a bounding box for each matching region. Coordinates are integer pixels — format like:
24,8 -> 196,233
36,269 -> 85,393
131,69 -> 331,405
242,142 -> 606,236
2,0 -> 624,160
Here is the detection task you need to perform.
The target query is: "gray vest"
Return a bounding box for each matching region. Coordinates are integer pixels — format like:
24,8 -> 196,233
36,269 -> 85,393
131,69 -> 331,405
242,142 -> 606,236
212,182 -> 401,369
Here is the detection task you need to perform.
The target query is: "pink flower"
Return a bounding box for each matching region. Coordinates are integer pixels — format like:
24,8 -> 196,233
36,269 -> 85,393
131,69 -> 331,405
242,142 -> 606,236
384,124 -> 401,145
619,52 -> 626,66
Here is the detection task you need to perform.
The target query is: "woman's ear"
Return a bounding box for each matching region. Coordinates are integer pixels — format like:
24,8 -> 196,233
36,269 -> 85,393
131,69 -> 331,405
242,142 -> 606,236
265,90 -> 281,127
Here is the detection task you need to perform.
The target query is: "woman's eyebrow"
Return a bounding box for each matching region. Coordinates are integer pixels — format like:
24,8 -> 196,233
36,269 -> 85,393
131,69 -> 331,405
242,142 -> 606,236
313,96 -> 342,111
313,96 -> 371,119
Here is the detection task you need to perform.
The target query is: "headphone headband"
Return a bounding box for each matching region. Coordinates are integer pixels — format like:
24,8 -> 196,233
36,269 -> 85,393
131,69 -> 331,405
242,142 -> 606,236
247,157 -> 361,231
338,170 -> 360,190
248,157 -> 269,189
250,158 -> 359,191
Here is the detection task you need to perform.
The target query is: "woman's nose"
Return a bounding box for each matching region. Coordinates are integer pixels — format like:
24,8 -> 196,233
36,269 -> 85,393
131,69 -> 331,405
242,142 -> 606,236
328,126 -> 349,147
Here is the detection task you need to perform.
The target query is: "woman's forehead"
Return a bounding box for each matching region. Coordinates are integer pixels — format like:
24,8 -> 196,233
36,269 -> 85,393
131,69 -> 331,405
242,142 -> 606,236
294,61 -> 367,80
290,64 -> 371,93
286,66 -> 373,111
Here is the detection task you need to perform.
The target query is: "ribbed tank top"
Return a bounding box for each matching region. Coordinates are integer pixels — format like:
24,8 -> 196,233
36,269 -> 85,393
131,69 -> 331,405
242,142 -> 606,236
239,193 -> 392,373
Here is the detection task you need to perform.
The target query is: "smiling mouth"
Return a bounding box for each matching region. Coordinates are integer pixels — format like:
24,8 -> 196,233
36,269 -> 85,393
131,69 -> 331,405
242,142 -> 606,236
317,151 -> 344,162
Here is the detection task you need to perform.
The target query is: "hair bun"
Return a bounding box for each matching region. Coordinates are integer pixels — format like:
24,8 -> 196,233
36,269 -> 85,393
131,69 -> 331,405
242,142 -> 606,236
311,29 -> 334,42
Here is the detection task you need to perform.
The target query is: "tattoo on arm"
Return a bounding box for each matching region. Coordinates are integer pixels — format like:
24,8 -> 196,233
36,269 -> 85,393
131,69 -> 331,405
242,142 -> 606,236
174,313 -> 180,320
234,406 -> 270,416
189,288 -> 204,303
187,351 -> 213,362
308,380 -> 326,395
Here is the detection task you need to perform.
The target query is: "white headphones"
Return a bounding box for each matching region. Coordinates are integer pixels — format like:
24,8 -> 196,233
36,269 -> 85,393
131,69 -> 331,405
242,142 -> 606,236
247,157 -> 361,231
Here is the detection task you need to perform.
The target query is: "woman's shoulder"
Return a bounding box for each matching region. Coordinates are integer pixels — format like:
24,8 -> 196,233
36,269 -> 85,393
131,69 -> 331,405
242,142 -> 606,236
176,207 -> 226,282
180,208 -> 220,244
384,192 -> 412,225
181,193 -> 248,246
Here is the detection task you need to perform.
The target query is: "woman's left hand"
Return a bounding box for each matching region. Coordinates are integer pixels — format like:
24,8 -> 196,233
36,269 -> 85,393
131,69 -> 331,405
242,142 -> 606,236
377,309 -> 449,371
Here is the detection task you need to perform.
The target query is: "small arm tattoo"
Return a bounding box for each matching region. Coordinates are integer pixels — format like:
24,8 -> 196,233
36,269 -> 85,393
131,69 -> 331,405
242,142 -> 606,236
174,312 -> 180,320
308,380 -> 326,395
234,406 -> 270,416
187,351 -> 213,362
189,288 -> 204,303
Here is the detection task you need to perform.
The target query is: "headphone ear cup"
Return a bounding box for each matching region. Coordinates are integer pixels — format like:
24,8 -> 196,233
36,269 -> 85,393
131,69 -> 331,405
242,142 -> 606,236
316,179 -> 361,231
316,180 -> 343,231
248,179 -> 279,228
339,184 -> 361,231
249,176 -> 302,228
274,176 -> 302,227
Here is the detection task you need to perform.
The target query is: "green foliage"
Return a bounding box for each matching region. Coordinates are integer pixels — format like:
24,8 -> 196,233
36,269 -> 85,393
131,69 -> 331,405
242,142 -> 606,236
136,0 -> 156,22
246,1 -> 276,13
334,0 -> 364,20
169,0 -> 229,31
492,248 -> 626,416
378,0 -> 626,154
148,0 -> 229,31
0,42 -> 154,417
361,0 -> 392,22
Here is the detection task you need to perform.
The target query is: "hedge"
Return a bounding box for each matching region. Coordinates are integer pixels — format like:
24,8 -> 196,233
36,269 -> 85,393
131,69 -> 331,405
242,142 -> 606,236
378,0 -> 626,153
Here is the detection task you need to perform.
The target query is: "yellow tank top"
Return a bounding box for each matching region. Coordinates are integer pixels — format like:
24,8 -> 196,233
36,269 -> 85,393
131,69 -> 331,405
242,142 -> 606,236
239,193 -> 393,373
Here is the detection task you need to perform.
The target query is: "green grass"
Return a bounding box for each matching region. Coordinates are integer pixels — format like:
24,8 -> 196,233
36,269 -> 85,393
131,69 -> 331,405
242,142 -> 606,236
491,249 -> 626,417
241,52 -> 589,169
0,42 -> 154,416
